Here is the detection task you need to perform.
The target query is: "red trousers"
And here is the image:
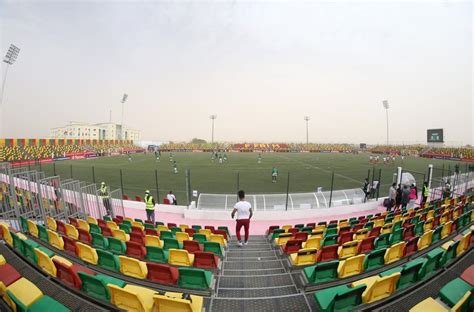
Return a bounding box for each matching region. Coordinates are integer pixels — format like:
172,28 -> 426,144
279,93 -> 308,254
236,218 -> 250,242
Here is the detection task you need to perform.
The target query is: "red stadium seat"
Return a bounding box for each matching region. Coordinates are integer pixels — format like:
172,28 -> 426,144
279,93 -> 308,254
266,225 -> 279,235
193,251 -> 219,269
338,226 -> 351,235
116,215 -> 124,221
123,194 -> 130,200
214,230 -> 228,241
329,220 -> 338,224
112,217 -> 122,224
287,228 -> 299,235
184,228 -> 196,237
62,236 -> 77,255
144,220 -> 154,225
100,226 -> 113,237
352,224 -> 364,231
56,220 -> 66,235
68,217 -> 79,228
146,263 -> 179,285
78,228 -> 92,243
126,241 -> 147,259
130,232 -> 146,245
316,244 -> 339,262
167,223 -> 177,229
404,237 -> 418,257
0,264 -> 21,287
403,224 -> 415,240
338,231 -> 355,245
53,258 -> 96,289
357,236 -> 376,254
293,232 -> 308,242
306,223 -> 316,228
145,228 -> 158,236
204,226 -> 215,232
183,240 -> 202,254
368,226 -> 381,237
282,239 -> 303,254
135,196 -> 142,202
131,226 -> 145,236
97,219 -> 107,227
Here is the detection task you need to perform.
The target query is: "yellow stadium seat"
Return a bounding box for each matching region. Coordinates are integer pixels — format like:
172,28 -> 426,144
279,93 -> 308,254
51,255 -> 73,267
77,219 -> 90,232
373,219 -> 384,228
426,210 -> 434,220
338,241 -> 359,259
76,242 -> 98,264
282,225 -> 292,232
175,232 -> 190,243
289,248 -> 318,266
108,284 -> 155,312
471,210 -> 474,222
338,221 -> 349,228
168,249 -> 195,267
16,233 -> 27,241
303,236 -> 321,249
87,216 -> 98,225
106,221 -> 119,230
145,235 -> 163,247
209,234 -> 227,247
46,217 -> 57,231
124,217 -> 134,223
131,221 -> 144,231
311,230 -> 324,239
352,273 -> 401,304
4,278 -> 43,310
456,233 -> 471,256
393,215 -> 402,223
353,229 -> 369,241
153,291 -> 204,312
409,291 -> 471,312
65,223 -> 79,240
417,230 -> 433,251
27,220 -> 39,238
112,229 -> 130,242
424,218 -> 434,232
337,254 -> 365,278
157,225 -> 169,233
47,229 -> 64,250
198,229 -> 212,240
0,255 -> 6,265
384,242 -> 406,264
275,233 -> 293,246
314,225 -> 326,232
441,221 -> 453,239
119,256 -> 148,279
381,223 -> 393,234
0,223 -> 13,247
34,248 -> 57,277
179,224 -> 189,231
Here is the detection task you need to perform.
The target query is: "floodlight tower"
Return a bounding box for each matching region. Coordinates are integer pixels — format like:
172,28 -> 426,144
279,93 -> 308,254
304,116 -> 310,144
120,93 -> 128,140
210,115 -> 217,144
383,100 -> 389,145
0,44 -> 21,138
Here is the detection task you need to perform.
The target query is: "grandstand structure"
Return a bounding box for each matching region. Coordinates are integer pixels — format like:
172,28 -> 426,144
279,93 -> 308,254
0,155 -> 473,311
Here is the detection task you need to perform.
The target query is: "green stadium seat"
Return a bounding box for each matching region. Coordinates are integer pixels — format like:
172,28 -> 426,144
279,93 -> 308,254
159,231 -> 174,240
11,232 -> 26,256
91,232 -> 109,249
122,220 -> 132,227
97,249 -> 121,272
392,220 -> 402,232
103,216 -> 112,222
303,260 -> 339,284
374,233 -> 390,249
19,216 -> 29,233
294,224 -> 304,229
145,246 -> 169,263
271,229 -> 285,240
119,223 -> 131,234
192,233 -> 207,244
419,247 -> 445,279
89,223 -> 102,234
108,237 -> 127,254
364,248 -> 386,271
364,221 -> 374,231
78,272 -> 126,301
439,278 -> 473,307
163,238 -> 182,250
301,226 -> 313,233
314,284 -> 366,312
217,226 -> 230,237
23,239 -> 40,263
440,240 -> 460,267
192,225 -> 202,232
203,241 -> 224,258
170,227 -> 182,234
144,223 -> 155,230
325,228 -> 338,236
380,257 -> 426,290
178,267 -> 212,290
37,224 -> 49,243
414,222 -> 424,236
431,226 -> 442,244
7,290 -> 70,312
322,234 -> 338,247
388,228 -> 403,245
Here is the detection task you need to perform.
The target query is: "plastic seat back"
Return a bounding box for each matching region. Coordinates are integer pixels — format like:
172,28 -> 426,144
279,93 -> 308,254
169,249 -> 194,267
183,240 -> 202,254
62,236 -> 77,255
130,232 -> 146,245
27,220 -> 39,237
404,236 -> 419,257
108,284 -> 150,312
364,248 -> 386,271
65,223 -> 79,240
184,228 -> 196,237
337,254 -> 365,278
193,251 -> 219,269
159,230 -> 174,240
78,228 -> 92,243
339,231 -> 355,245
153,293 -> 203,312
178,267 -> 212,289
146,262 -> 179,285
145,246 -> 169,263
193,233 -> 207,244
126,241 -> 147,259
338,241 -> 359,259
97,249 -> 121,272
283,239 -> 303,254
304,236 -> 321,249
76,242 -> 98,264
46,217 -> 57,231
384,242 -> 405,264
417,230 -> 433,251
119,256 -> 148,279
203,241 -> 224,257
47,229 -> 64,250
441,221 -> 453,239
176,232 -> 190,243
292,248 -> 318,266
318,244 -> 339,262
108,237 -> 127,254
214,230 -> 228,241
305,260 -> 339,284
34,248 -> 57,276
145,235 -> 162,248
362,273 -> 401,303
91,232 -> 109,249
78,272 -> 110,301
209,234 -> 227,247
77,219 -> 90,232
163,238 -> 181,250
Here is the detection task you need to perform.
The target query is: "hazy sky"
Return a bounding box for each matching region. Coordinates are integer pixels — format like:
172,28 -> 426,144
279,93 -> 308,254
0,0 -> 472,145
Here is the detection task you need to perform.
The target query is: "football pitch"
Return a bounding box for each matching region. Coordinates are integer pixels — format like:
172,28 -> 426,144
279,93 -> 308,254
36,152 -> 460,204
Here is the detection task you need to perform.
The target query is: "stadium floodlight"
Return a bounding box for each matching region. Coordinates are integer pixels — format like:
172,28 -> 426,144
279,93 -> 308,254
383,100 -> 389,145
210,115 -> 217,144
0,44 -> 21,138
304,116 -> 310,144
120,93 -> 128,140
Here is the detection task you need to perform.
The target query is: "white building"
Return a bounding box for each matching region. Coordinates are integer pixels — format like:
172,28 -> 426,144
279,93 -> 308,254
50,122 -> 140,141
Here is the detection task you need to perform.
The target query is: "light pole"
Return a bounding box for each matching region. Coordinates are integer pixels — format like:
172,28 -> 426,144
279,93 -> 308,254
304,116 -> 310,144
120,93 -> 128,140
0,44 -> 20,138
210,115 -> 217,144
383,100 -> 389,145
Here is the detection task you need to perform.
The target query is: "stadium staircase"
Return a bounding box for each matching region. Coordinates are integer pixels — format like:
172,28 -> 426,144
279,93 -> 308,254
210,235 -> 314,311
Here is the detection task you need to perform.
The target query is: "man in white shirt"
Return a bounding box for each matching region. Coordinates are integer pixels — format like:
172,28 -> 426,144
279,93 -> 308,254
167,191 -> 177,205
231,190 -> 253,247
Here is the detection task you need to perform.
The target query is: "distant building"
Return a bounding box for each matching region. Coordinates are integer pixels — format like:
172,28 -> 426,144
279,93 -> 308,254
50,122 -> 140,141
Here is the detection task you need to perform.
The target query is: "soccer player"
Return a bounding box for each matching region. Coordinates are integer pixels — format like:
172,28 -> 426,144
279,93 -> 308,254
218,154 -> 223,164
223,153 -> 228,162
173,161 -> 178,174
369,155 -> 373,164
271,166 -> 279,183
258,153 -> 262,164
128,152 -> 132,162
169,152 -> 173,162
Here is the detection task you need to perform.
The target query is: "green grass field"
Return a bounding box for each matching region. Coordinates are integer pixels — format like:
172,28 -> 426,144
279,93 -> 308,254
31,152 -> 463,204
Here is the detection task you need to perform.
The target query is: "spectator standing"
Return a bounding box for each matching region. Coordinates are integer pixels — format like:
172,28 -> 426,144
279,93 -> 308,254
421,181 -> 429,205
363,178 -> 370,202
401,185 -> 410,209
395,184 -> 402,209
388,183 -> 397,211
231,190 -> 253,247
167,191 -> 177,205
144,190 -> 156,223
408,184 -> 417,209
99,182 -> 112,216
